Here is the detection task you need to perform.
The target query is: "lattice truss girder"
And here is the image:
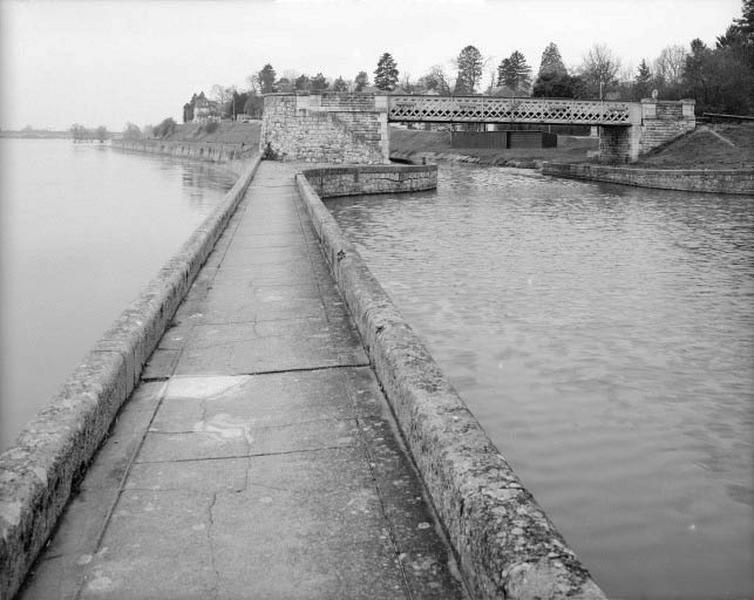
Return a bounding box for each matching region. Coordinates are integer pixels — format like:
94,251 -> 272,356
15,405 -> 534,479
388,96 -> 632,125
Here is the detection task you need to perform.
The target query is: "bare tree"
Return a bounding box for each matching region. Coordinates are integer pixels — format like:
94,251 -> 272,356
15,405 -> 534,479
580,43 -> 621,98
654,44 -> 688,87
417,64 -> 453,96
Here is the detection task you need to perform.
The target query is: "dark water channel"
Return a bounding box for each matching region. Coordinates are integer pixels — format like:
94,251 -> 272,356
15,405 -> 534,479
327,165 -> 754,599
0,139 -> 237,450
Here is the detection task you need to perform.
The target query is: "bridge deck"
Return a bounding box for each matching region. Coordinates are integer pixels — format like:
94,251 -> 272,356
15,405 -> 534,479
20,162 -> 465,599
388,95 -> 633,126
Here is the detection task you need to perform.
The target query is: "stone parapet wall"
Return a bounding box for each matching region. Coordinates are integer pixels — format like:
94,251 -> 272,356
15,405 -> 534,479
543,162 -> 754,195
640,99 -> 696,155
117,139 -> 254,170
302,164 -> 437,197
296,167 -> 606,600
0,157 -> 262,600
261,94 -> 388,164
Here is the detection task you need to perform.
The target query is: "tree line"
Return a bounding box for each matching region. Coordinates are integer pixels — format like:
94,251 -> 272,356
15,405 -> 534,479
142,0 -> 752,134
70,124 -> 109,142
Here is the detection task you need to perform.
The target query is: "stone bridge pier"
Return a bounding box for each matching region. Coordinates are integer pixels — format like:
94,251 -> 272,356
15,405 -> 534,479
260,93 -> 695,165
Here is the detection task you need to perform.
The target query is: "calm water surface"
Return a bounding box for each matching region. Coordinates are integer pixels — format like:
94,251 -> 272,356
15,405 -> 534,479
327,165 -> 754,600
0,139 -> 237,449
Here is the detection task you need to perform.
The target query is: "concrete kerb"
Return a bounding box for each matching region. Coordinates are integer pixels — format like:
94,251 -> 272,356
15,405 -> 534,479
295,168 -> 607,600
0,154 -> 261,600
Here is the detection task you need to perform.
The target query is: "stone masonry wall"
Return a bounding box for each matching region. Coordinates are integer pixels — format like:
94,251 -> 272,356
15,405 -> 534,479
598,126 -> 632,164
542,162 -> 754,195
302,164 -> 437,198
640,99 -> 696,155
598,100 -> 694,164
261,94 -> 388,164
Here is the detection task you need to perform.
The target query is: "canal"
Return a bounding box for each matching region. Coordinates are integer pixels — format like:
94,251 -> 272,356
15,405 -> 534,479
327,164 -> 754,599
0,139 -> 237,450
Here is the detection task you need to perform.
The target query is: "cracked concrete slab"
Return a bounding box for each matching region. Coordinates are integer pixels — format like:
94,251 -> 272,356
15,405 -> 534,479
18,162 -> 466,600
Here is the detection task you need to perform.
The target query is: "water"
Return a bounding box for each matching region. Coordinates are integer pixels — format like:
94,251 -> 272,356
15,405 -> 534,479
327,165 -> 754,600
0,139 -> 238,450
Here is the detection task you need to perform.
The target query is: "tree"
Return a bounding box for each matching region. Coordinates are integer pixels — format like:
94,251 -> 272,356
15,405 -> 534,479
95,126 -> 108,143
497,51 -> 532,94
257,64 -> 276,94
123,122 -> 142,141
153,117 -> 176,138
295,74 -> 311,92
580,43 -> 621,98
310,72 -> 329,92
456,45 -> 483,93
653,45 -> 687,89
374,53 -> 399,91
332,76 -> 348,92
634,59 -> 653,99
244,92 -> 264,118
354,71 -> 370,91
417,65 -> 452,96
538,42 -> 568,78
532,72 -> 586,98
70,123 -> 88,142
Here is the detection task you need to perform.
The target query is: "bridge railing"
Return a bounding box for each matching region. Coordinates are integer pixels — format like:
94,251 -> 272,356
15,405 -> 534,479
388,95 -> 633,126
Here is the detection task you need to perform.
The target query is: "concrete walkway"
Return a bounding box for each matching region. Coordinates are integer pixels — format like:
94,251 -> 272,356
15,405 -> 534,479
19,162 -> 466,599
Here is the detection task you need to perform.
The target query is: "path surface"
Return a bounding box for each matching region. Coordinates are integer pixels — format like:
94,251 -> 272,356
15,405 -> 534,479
20,161 -> 466,599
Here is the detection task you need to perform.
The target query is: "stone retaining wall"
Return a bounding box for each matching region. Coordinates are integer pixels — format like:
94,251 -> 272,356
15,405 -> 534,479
543,162 -> 754,195
295,166 -> 607,600
0,156 -> 261,600
303,164 -> 437,198
260,94 -> 388,164
117,139 -> 254,166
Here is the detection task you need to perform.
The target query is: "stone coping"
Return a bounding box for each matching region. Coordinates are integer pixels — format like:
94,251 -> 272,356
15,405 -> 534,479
302,164 -> 437,198
0,155 -> 261,600
543,161 -> 754,195
295,165 -> 607,599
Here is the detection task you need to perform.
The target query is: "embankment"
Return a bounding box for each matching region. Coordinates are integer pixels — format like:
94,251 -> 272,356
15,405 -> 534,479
0,153 -> 261,600
295,164 -> 606,600
543,162 -> 754,195
117,138 -> 255,166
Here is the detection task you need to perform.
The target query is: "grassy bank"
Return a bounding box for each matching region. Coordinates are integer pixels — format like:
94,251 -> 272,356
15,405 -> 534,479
390,123 -> 754,170
389,127 -> 598,166
161,121 -> 262,146
152,120 -> 753,170
634,122 -> 754,169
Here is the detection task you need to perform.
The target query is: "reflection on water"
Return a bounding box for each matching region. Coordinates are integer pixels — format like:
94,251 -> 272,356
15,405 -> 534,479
327,165 -> 754,600
0,139 -> 237,449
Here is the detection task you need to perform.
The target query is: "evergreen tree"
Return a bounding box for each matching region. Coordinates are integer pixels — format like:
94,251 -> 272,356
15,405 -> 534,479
497,51 -> 532,93
310,73 -> 329,92
634,59 -> 653,99
257,64 -> 276,94
332,76 -> 348,92
354,71 -> 370,91
456,45 -> 483,93
532,72 -> 586,98
295,74 -> 311,92
374,53 -> 399,91
538,42 -> 568,78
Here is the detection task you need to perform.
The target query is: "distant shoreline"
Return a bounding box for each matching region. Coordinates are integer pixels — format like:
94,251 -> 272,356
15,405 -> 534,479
0,131 -> 71,139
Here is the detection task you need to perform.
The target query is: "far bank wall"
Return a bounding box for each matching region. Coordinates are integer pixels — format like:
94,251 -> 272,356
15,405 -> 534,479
543,162 -> 754,195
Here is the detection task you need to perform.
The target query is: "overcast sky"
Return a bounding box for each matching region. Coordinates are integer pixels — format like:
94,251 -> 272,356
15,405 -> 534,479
0,0 -> 743,131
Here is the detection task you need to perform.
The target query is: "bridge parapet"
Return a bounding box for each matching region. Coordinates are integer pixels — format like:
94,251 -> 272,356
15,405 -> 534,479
388,95 -> 633,126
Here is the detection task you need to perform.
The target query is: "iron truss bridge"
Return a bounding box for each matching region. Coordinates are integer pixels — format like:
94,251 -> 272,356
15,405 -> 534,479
387,96 -> 633,126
